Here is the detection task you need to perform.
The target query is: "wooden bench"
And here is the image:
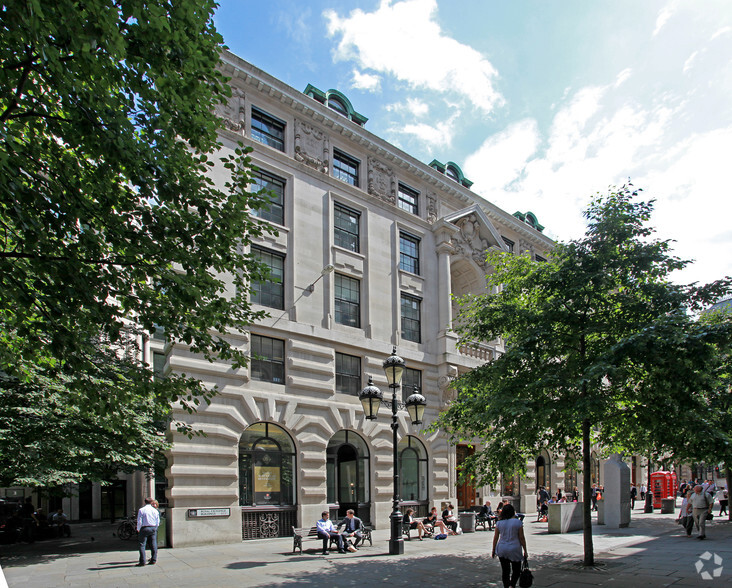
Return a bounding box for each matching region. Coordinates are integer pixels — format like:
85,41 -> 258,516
402,520 -> 434,540
292,525 -> 373,554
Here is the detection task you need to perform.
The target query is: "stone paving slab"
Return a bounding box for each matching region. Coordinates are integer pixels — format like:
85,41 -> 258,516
2,511 -> 731,587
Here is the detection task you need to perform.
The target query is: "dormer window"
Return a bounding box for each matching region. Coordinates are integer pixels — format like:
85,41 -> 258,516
328,97 -> 348,117
445,166 -> 459,182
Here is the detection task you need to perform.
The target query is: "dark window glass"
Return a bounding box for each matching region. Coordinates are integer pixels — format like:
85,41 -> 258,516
328,97 -> 348,117
251,170 -> 285,225
152,352 -> 167,381
402,367 -> 422,403
239,422 -> 295,506
502,236 -> 515,252
334,203 -> 360,253
251,247 -> 284,310
251,335 -> 285,384
335,274 -> 360,328
399,232 -> 420,275
333,149 -> 359,186
445,166 -> 459,182
336,352 -> 361,395
398,183 -> 419,215
251,107 -> 285,152
536,255 -> 547,263
401,294 -> 421,343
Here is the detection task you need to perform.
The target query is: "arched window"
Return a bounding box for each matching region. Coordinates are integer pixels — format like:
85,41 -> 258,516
239,423 -> 296,506
591,452 -> 600,485
328,96 -> 348,117
398,435 -> 428,501
536,451 -> 551,491
564,453 -> 578,493
445,165 -> 459,181
327,431 -> 370,517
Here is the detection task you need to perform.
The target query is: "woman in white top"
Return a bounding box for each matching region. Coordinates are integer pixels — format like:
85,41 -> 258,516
677,489 -> 694,537
491,504 -> 528,588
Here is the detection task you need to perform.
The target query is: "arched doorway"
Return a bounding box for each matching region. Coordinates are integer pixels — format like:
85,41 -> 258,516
536,451 -> 551,491
239,422 -> 296,539
327,431 -> 370,520
399,435 -> 428,516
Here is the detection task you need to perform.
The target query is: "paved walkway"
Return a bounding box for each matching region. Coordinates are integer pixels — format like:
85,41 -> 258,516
1,509 -> 730,587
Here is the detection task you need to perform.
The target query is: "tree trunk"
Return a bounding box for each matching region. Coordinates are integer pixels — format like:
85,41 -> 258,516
582,417 -> 594,566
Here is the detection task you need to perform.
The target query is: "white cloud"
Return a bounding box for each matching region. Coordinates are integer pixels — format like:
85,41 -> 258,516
464,120 -> 540,193
615,68 -> 632,87
324,0 -> 503,112
386,98 -> 430,117
683,50 -> 699,73
351,70 -> 381,91
395,119 -> 455,149
711,25 -> 732,40
653,1 -> 679,37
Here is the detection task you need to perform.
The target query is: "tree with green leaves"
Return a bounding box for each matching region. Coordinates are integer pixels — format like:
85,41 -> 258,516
0,1 -> 274,485
435,185 -> 732,565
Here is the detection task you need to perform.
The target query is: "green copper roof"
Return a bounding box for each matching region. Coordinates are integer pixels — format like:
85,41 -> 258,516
428,159 -> 473,188
513,211 -> 544,232
303,84 -> 368,126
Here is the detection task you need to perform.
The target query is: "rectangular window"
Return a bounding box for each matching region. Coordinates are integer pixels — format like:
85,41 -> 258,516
502,236 -> 515,252
401,294 -> 421,343
250,170 -> 285,225
251,247 -> 285,310
399,232 -> 420,275
334,203 -> 360,253
152,352 -> 167,381
251,334 -> 285,384
336,352 -> 361,395
335,274 -> 360,328
333,148 -> 360,186
398,183 -> 419,215
535,255 -> 547,263
251,106 -> 285,152
402,367 -> 422,402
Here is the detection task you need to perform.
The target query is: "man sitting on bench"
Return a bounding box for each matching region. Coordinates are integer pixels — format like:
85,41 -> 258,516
316,511 -> 347,554
337,509 -> 363,549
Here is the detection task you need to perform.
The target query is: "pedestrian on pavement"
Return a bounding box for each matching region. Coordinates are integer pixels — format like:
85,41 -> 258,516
640,483 -> 646,501
719,487 -> 728,517
492,504 -> 528,588
630,484 -> 637,509
689,485 -> 713,540
591,484 -> 598,511
136,497 -> 160,566
677,489 -> 694,537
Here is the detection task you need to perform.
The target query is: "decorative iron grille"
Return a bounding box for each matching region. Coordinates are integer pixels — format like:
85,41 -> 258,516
241,508 -> 297,540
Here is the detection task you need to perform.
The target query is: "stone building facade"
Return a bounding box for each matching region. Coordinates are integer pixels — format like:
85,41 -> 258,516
156,50 -> 560,547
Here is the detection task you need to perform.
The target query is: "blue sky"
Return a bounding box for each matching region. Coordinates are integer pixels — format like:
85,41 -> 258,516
215,0 -> 732,286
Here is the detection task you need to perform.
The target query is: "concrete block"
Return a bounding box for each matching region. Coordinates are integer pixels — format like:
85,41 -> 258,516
548,501 -> 584,533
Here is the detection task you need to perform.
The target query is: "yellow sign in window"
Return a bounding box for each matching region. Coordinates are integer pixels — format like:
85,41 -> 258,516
254,466 -> 280,492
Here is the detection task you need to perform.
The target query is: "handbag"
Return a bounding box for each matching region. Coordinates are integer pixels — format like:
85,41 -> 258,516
706,512 -> 714,521
519,556 -> 533,587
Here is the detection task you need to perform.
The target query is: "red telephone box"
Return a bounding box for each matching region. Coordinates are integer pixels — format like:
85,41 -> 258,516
650,471 -> 677,508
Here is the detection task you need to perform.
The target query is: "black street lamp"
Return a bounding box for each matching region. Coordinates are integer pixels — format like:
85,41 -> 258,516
358,347 -> 427,555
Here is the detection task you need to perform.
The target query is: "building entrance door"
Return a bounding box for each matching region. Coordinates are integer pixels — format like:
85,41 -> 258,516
337,444 -> 358,516
456,444 -> 477,510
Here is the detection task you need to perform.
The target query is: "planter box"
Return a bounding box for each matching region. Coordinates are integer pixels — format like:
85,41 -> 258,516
548,502 -> 584,533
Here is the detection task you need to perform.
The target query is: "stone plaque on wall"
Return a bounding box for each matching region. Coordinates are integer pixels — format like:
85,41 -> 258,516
215,87 -> 246,133
294,119 -> 329,173
367,157 -> 396,204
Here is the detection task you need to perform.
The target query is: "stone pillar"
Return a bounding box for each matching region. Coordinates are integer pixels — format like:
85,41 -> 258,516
436,242 -> 453,335
598,454 -> 630,528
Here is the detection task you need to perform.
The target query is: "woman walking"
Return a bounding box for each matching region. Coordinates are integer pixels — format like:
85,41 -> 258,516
491,504 -> 528,588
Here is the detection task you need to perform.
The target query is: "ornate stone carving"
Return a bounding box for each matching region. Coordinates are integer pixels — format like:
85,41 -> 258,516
215,87 -> 246,133
519,239 -> 535,258
451,214 -> 489,270
426,192 -> 438,224
294,119 -> 329,173
367,157 -> 396,204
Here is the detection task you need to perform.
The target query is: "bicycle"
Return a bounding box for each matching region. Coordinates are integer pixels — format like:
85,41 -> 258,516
117,515 -> 137,541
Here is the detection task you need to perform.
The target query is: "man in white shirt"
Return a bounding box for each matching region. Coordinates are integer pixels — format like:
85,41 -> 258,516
316,511 -> 345,554
136,497 -> 160,565
689,485 -> 713,540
